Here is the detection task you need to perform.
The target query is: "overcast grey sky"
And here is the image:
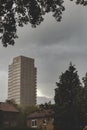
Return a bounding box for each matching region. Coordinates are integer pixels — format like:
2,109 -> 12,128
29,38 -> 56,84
0,1 -> 87,102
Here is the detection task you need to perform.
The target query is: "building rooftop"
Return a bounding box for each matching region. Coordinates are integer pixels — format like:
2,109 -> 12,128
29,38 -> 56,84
0,102 -> 19,112
28,109 -> 54,119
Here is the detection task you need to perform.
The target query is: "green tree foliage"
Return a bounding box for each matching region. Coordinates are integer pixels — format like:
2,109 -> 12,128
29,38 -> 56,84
54,63 -> 84,130
0,0 -> 86,47
17,105 -> 39,127
81,73 -> 87,127
0,0 -> 65,47
39,101 -> 54,110
70,0 -> 87,6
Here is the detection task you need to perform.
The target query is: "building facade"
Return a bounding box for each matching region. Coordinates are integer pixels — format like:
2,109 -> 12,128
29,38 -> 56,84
8,56 -> 37,105
27,109 -> 54,130
0,101 -> 19,127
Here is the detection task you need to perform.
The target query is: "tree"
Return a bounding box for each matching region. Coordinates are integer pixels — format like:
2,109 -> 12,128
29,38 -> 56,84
39,101 -> 54,110
54,63 -> 83,130
81,73 -> 87,127
0,0 -> 65,47
70,0 -> 87,6
0,0 -> 87,47
17,105 -> 39,127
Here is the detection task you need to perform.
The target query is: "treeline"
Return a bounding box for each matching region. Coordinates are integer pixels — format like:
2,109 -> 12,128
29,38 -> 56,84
54,63 -> 87,130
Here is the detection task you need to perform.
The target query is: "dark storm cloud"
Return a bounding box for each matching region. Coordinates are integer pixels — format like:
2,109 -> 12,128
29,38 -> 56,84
16,0 -> 84,47
0,1 -> 87,100
17,16 -> 82,47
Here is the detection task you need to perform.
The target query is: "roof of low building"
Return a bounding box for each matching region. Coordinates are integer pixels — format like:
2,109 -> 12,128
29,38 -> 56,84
0,102 -> 19,112
28,109 -> 54,119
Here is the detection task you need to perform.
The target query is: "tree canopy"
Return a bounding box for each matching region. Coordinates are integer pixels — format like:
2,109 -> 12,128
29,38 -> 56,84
54,63 -> 87,130
0,0 -> 86,47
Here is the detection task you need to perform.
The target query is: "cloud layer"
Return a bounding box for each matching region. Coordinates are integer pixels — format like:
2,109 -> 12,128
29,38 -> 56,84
0,1 -> 87,101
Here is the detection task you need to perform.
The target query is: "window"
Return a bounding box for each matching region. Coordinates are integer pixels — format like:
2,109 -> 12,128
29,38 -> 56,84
43,120 -> 47,125
32,120 -> 37,128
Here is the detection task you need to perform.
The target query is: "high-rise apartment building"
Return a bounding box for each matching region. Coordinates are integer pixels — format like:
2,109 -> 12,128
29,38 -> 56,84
8,56 -> 37,105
